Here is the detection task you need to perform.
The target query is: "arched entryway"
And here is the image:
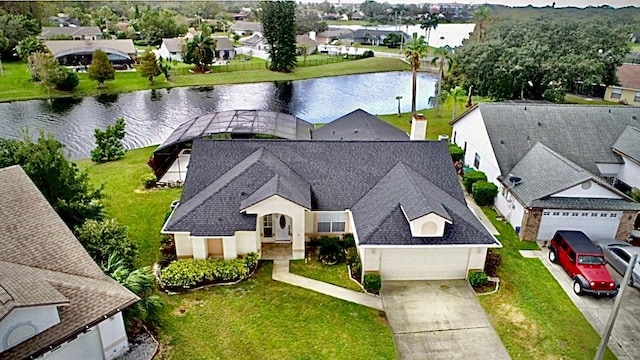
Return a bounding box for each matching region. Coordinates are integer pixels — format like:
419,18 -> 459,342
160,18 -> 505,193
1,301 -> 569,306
261,213 -> 292,242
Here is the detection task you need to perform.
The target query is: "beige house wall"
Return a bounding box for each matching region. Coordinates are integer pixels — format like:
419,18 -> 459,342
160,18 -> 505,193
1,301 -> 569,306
174,233 -> 193,258
520,208 -> 543,241
604,86 -> 640,105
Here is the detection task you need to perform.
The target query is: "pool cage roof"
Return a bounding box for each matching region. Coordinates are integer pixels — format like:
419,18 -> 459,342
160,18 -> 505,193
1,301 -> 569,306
156,110 -> 314,152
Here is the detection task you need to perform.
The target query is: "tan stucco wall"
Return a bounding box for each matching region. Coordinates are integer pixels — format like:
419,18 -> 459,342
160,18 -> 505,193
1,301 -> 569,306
604,86 -> 640,105
236,231 -> 259,255
520,208 -> 542,241
615,211 -> 639,241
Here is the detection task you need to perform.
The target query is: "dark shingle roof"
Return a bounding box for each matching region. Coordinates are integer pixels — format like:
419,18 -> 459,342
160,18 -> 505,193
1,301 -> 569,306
0,166 -> 138,360
214,37 -> 234,51
166,140 -> 498,246
473,103 -> 640,176
312,109 -> 409,141
530,197 -> 640,211
612,125 -> 640,162
40,26 -> 102,39
162,37 -> 184,52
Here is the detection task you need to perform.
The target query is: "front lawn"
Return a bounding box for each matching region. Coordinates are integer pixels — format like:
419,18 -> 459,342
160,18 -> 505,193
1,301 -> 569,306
158,262 -> 395,360
290,258 -> 363,292
478,207 -> 615,360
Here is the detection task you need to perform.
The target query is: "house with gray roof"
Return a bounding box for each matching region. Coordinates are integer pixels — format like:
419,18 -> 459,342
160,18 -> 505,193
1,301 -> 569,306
451,103 -> 640,241
45,39 -> 136,68
40,26 -> 103,40
158,38 -> 185,62
161,139 -> 500,281
214,37 -> 235,60
312,109 -> 408,140
231,21 -> 263,36
0,166 -> 138,360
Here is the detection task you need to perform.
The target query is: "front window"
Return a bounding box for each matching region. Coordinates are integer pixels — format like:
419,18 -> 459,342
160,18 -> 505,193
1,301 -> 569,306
317,212 -> 346,232
611,88 -> 622,99
578,255 -> 605,265
263,216 -> 273,237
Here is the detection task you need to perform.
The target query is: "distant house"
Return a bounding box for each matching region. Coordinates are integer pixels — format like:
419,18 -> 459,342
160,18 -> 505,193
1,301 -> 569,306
47,14 -> 80,27
315,29 -> 353,44
158,38 -> 185,62
296,34 -> 317,55
312,109 -> 409,141
604,64 -> 640,105
0,165 -> 138,360
341,29 -> 410,46
240,33 -> 268,51
351,11 -> 364,21
231,21 -> 262,36
44,39 -> 136,69
214,37 -> 235,60
230,11 -> 249,21
40,26 -> 103,40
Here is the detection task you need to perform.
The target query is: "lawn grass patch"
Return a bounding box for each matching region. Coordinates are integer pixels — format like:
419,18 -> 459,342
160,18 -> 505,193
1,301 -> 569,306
76,146 -> 181,267
290,258 -> 363,292
564,94 -> 618,105
477,207 -> 615,360
158,262 -> 395,360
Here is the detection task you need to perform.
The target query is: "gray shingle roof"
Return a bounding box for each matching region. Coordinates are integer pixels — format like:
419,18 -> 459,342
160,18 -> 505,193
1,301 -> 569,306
530,197 -> 640,211
40,26 -> 102,39
312,109 -> 409,141
165,140 -> 498,246
612,125 -> 640,162
162,37 -> 184,52
214,36 -> 234,51
0,166 -> 138,360
474,103 -> 640,177
45,39 -> 136,57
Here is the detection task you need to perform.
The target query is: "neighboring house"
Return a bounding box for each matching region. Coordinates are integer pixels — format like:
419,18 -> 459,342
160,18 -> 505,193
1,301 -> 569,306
158,38 -> 185,62
312,109 -> 408,140
0,165 -> 138,360
296,34 -> 317,55
315,29 -> 353,44
161,139 -> 500,281
214,37 -> 235,60
231,21 -> 262,36
230,11 -> 249,21
341,29 -> 410,46
604,64 -> 640,105
351,11 -> 364,21
451,103 -> 640,242
45,39 -> 136,68
40,26 -> 103,40
239,33 -> 268,51
47,15 -> 80,27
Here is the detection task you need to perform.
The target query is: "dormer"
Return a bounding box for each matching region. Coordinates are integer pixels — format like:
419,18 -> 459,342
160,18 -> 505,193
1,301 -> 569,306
406,211 -> 451,237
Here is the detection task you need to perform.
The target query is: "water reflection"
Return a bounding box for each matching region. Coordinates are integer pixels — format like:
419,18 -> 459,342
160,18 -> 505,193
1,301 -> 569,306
0,71 -> 437,159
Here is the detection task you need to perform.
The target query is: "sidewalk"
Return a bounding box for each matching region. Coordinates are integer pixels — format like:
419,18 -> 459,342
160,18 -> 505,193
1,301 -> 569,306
272,260 -> 384,311
462,189 -> 500,236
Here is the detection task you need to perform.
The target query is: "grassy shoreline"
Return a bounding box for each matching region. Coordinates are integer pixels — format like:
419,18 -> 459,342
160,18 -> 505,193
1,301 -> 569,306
0,57 -> 409,103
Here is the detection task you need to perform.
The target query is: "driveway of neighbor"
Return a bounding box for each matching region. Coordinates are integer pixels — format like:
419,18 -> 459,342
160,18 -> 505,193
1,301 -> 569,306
522,249 -> 640,360
381,281 -> 511,360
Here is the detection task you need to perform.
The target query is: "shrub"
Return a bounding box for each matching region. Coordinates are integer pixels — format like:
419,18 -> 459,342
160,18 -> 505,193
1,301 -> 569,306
157,252 -> 177,268
141,173 -> 157,189
52,67 -> 79,91
472,180 -> 498,206
463,170 -> 487,193
351,261 -> 362,280
484,249 -> 502,277
363,272 -> 382,294
361,50 -> 374,58
75,219 -> 138,271
91,118 -> 126,163
160,252 -> 258,289
342,233 -> 356,249
469,271 -> 489,288
448,143 -> 465,162
318,236 -> 343,264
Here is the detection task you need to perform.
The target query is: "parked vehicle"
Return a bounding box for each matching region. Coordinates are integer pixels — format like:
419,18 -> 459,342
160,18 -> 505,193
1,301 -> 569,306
592,238 -> 640,288
548,230 -> 618,297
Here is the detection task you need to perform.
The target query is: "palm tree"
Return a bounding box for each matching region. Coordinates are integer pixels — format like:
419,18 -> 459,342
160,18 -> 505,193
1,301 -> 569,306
404,33 -> 428,115
430,46 -> 453,116
444,86 -> 467,121
473,6 -> 492,43
183,33 -> 216,73
419,13 -> 439,46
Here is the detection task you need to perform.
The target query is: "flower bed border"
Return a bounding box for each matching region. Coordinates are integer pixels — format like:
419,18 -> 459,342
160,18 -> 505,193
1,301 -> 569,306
347,264 -> 380,297
153,262 -> 259,295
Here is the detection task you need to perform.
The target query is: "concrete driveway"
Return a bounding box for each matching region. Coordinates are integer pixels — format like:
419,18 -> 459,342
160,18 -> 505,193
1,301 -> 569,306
523,249 -> 640,360
381,280 -> 510,360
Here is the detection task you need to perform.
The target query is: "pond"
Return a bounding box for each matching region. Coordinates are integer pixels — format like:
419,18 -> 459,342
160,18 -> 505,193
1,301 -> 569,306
0,71 -> 437,159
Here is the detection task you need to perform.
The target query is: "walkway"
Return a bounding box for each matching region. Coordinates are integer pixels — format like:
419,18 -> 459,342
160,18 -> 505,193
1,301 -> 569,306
271,260 -> 384,311
462,186 -> 500,236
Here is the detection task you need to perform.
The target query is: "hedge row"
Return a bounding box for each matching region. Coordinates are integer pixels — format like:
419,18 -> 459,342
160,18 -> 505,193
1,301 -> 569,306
160,253 -> 259,289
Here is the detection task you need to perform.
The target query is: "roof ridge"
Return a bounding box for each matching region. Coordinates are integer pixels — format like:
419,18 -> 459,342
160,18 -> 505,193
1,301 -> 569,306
363,203 -> 404,242
536,143 -> 586,173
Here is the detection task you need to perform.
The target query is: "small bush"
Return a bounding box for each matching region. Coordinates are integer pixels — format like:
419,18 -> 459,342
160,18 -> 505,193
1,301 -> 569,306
157,252 -> 177,268
318,236 -> 343,264
350,261 -> 362,280
345,247 -> 359,267
363,272 -> 381,294
342,233 -> 356,249
361,50 -> 374,58
141,173 -> 157,189
52,67 -> 79,91
469,271 -> 489,288
463,170 -> 487,193
472,180 -> 498,206
448,143 -> 465,162
484,249 -> 502,277
160,252 -> 258,289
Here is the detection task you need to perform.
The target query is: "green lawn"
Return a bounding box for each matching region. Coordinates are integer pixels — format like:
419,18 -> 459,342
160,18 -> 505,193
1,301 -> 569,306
477,207 -> 615,360
76,147 -> 181,267
290,258 -> 363,292
158,262 -> 394,360
563,94 -> 618,105
0,57 -> 409,102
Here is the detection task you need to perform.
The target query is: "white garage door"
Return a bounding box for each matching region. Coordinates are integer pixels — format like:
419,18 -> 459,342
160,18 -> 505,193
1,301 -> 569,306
380,248 -> 470,280
537,210 -> 622,240
45,327 -> 104,360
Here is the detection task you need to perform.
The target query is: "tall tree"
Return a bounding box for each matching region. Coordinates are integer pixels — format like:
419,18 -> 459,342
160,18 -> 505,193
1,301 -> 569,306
139,8 -> 185,46
261,1 -> 297,73
15,37 -> 45,61
473,6 -> 491,43
404,33 -> 428,115
27,51 -> 58,95
419,13 -> 438,45
295,8 -> 328,34
0,14 -> 40,58
91,117 -> 126,163
443,86 -> 467,121
0,133 -> 104,229
430,46 -> 453,116
138,50 -> 161,84
87,49 -> 115,87
182,28 -> 216,73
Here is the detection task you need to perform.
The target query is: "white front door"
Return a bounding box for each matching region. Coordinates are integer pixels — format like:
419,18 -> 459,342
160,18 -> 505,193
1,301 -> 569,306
275,214 -> 291,241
